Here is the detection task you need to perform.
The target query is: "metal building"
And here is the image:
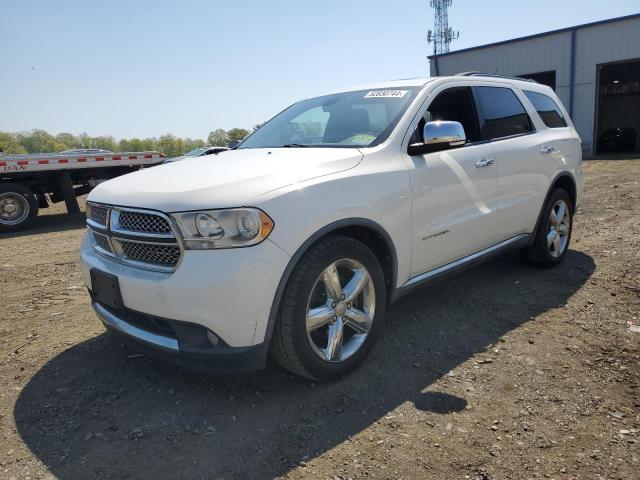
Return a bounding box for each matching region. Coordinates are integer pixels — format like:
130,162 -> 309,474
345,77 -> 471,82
429,13 -> 640,156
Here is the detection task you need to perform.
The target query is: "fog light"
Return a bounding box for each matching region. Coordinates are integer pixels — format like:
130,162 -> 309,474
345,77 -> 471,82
207,330 -> 220,346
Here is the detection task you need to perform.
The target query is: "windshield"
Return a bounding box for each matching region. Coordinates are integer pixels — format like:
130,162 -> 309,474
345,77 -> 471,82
238,87 -> 419,149
185,147 -> 206,156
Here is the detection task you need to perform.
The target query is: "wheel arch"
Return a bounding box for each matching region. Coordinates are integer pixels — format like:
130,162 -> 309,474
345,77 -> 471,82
551,172 -> 577,210
263,218 -> 398,344
530,171 -> 577,242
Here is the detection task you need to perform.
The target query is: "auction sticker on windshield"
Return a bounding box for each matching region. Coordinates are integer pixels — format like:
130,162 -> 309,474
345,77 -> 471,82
364,90 -> 408,98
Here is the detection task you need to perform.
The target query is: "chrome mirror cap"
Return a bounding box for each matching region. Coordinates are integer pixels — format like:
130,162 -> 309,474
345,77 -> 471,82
423,120 -> 467,146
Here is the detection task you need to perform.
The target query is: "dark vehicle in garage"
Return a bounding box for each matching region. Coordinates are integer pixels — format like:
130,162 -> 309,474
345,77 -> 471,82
597,127 -> 637,153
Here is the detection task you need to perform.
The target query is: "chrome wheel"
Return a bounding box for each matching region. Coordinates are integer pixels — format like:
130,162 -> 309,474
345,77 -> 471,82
547,199 -> 570,258
305,258 -> 375,362
0,192 -> 29,226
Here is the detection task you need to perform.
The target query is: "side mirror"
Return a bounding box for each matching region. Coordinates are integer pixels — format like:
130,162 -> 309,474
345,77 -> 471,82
407,121 -> 467,156
227,140 -> 240,149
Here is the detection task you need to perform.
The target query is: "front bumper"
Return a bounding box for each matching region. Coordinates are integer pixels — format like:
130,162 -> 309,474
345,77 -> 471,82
80,231 -> 291,369
93,302 -> 269,373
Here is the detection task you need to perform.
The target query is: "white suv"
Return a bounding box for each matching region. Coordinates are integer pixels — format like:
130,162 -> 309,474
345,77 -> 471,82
80,74 -> 584,380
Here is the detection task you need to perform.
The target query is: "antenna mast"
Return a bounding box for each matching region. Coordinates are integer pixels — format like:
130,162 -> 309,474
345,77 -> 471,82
428,0 -> 459,55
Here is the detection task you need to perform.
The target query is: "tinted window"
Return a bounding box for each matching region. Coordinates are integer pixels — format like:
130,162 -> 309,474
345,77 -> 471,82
475,87 -> 533,140
524,91 -> 568,128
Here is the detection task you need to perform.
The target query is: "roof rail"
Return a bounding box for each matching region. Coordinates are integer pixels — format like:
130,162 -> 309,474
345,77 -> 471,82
455,71 -> 538,83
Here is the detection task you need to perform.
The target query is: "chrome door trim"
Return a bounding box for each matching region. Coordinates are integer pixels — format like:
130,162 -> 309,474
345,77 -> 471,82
93,302 -> 179,351
402,234 -> 529,288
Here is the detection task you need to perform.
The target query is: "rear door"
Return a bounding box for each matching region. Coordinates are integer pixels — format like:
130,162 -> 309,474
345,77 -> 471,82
403,83 -> 498,276
474,85 -> 546,238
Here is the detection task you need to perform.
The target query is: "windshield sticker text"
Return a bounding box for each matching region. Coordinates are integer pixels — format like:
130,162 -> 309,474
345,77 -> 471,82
364,90 -> 408,99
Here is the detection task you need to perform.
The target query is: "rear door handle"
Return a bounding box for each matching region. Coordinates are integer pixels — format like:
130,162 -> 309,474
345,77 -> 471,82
475,158 -> 495,168
540,146 -> 556,155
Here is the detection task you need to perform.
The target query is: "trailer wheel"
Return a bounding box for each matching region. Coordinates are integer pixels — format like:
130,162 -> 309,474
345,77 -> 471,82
0,183 -> 39,233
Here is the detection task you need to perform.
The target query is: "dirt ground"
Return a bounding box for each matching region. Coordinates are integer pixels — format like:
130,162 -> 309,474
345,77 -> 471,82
1,160 -> 638,480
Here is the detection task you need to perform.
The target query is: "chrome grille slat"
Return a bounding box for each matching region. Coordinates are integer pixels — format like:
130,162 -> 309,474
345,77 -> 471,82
117,240 -> 181,267
86,204 -> 181,271
88,204 -> 108,226
92,231 -> 113,253
117,211 -> 172,234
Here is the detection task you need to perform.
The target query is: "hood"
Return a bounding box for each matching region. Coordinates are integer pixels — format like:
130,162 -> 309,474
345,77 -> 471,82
89,147 -> 363,211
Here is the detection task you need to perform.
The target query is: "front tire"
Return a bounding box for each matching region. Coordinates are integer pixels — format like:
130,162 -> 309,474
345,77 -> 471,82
523,188 -> 573,268
0,183 -> 38,233
271,235 -> 387,381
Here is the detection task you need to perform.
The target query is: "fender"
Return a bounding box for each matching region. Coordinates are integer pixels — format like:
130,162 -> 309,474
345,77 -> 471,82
263,218 -> 398,344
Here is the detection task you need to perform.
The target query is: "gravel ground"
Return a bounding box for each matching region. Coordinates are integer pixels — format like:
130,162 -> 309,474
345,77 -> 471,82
0,159 -> 638,480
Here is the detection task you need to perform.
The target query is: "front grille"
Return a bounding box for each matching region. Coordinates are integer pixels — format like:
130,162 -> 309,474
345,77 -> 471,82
87,204 -> 181,271
92,231 -> 112,252
118,211 -> 172,234
88,204 -> 108,226
118,241 -> 181,267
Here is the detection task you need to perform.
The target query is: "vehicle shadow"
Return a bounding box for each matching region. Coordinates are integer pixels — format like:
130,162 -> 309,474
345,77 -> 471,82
0,212 -> 86,239
14,250 -> 595,479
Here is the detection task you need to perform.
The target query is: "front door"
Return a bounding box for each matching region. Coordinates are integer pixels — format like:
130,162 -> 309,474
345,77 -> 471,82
404,85 -> 499,276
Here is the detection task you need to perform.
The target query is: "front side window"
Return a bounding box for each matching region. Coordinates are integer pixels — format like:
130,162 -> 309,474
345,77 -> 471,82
238,88 -> 419,149
475,86 -> 533,140
413,86 -> 481,144
524,90 -> 568,128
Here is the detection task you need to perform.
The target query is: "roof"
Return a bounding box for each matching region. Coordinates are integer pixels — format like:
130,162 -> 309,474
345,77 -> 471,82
319,74 -> 552,98
430,75 -> 556,92
330,77 -> 433,94
428,12 -> 640,59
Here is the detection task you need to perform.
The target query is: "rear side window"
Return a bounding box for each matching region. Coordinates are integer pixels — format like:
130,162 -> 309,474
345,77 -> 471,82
475,86 -> 533,140
524,91 -> 568,128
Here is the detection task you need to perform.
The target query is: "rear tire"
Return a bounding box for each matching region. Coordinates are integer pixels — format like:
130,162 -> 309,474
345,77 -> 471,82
0,183 -> 38,233
271,235 -> 387,381
522,188 -> 573,268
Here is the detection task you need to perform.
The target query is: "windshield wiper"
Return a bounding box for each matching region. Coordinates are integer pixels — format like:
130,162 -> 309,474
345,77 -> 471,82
279,143 -> 310,148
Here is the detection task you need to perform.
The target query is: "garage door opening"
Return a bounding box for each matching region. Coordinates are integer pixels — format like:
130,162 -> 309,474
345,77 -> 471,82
596,59 -> 640,154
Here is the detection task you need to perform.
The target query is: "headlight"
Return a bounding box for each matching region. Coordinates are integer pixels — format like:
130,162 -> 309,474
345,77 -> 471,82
171,208 -> 274,249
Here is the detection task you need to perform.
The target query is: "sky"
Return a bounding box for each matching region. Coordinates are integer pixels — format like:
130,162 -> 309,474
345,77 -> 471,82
1,0 -> 638,141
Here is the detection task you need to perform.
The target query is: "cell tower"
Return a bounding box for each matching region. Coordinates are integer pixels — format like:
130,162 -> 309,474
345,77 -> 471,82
428,0 -> 459,55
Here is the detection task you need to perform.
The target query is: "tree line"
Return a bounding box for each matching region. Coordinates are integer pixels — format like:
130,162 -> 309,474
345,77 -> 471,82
0,127 -> 254,157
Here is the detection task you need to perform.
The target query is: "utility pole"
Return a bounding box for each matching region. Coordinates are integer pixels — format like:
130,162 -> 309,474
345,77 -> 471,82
428,0 -> 459,55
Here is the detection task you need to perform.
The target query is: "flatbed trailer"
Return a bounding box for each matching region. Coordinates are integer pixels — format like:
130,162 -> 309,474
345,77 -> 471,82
0,151 -> 165,232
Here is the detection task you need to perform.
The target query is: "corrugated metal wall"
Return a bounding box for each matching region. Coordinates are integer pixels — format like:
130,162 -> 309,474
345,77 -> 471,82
430,16 -> 640,155
573,18 -> 640,154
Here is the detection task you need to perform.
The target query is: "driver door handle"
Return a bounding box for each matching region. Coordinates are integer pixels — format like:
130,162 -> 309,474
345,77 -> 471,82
475,158 -> 495,168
